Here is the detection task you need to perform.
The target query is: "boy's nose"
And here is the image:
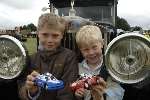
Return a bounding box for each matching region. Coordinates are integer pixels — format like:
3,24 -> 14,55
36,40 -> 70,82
47,36 -> 54,42
88,49 -> 95,55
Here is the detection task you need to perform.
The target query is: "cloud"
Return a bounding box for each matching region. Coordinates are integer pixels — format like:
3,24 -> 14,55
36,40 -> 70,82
0,0 -> 49,29
0,15 -> 17,29
0,0 -> 34,9
118,0 -> 150,29
119,15 -> 150,29
118,0 -> 150,15
0,0 -> 150,29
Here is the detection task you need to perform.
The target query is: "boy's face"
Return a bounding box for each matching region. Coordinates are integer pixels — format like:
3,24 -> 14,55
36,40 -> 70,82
38,25 -> 63,51
80,42 -> 103,65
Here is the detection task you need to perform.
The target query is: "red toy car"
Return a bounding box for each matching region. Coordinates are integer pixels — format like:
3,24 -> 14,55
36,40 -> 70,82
70,74 -> 100,92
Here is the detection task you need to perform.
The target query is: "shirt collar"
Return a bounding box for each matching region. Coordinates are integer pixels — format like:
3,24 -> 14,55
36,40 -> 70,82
82,56 -> 103,71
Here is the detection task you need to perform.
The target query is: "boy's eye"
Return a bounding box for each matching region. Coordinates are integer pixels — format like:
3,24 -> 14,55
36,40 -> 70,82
52,34 -> 59,38
82,48 -> 89,52
92,45 -> 97,49
42,33 -> 49,37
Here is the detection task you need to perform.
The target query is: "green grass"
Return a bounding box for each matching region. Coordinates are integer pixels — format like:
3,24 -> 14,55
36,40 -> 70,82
23,38 -> 37,55
144,34 -> 150,40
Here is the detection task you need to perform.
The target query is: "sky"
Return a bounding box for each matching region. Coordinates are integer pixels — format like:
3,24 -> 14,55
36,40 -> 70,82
0,0 -> 49,29
0,0 -> 150,30
118,0 -> 150,30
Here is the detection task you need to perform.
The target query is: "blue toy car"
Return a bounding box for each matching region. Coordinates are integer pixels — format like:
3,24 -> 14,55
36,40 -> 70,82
34,73 -> 64,90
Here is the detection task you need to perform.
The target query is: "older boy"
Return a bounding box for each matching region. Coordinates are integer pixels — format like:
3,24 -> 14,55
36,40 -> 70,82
18,13 -> 78,100
75,25 -> 124,100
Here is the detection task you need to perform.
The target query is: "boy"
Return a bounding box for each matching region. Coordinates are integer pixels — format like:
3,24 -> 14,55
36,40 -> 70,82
18,13 -> 78,100
75,25 -> 124,100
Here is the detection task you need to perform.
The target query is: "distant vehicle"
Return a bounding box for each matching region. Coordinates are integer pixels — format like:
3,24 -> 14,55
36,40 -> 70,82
132,30 -> 143,34
27,31 -> 37,38
13,33 -> 27,42
143,33 -> 150,40
117,29 -> 125,36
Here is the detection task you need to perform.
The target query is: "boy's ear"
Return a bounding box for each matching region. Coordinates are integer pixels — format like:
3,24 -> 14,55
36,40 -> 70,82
37,32 -> 40,38
60,34 -> 63,39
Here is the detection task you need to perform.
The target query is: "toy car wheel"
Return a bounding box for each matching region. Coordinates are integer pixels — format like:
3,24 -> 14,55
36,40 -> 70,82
43,83 -> 47,89
96,79 -> 100,84
84,82 -> 89,89
45,85 -> 48,90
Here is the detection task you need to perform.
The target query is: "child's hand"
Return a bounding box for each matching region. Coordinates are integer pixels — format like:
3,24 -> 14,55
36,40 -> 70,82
25,71 -> 39,94
75,88 -> 85,98
91,77 -> 106,100
92,77 -> 106,93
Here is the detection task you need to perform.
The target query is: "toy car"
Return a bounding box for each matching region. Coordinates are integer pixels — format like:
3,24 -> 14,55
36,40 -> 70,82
70,73 -> 100,92
34,72 -> 64,90
70,78 -> 88,92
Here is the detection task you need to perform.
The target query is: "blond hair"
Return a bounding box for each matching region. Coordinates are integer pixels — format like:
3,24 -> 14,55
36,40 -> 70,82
76,25 -> 103,48
37,13 -> 66,33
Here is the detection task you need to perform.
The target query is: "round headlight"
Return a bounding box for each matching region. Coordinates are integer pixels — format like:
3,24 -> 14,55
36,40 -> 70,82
0,35 -> 26,79
105,33 -> 150,84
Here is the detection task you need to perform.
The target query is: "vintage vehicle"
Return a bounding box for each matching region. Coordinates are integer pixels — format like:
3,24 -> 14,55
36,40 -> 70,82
0,0 -> 118,99
0,0 -> 150,100
50,0 -> 150,100
42,0 -> 118,63
52,0 -> 118,50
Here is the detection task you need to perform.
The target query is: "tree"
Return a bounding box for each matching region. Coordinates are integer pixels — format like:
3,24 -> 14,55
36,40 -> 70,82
20,26 -> 23,31
116,16 -> 130,31
132,26 -> 142,31
22,25 -> 27,30
26,23 -> 37,32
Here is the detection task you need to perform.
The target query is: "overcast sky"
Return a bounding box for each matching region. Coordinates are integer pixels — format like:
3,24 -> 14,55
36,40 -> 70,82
0,0 -> 150,29
118,0 -> 150,29
0,0 -> 49,29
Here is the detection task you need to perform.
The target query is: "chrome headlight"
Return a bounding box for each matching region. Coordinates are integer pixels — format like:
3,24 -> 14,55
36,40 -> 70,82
105,33 -> 150,84
0,35 -> 26,79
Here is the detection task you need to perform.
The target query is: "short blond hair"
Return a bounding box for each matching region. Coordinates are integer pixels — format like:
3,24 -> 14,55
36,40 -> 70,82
37,13 -> 66,33
76,25 -> 103,48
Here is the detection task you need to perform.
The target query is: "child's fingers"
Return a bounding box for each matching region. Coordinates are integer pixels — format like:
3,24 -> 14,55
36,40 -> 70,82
27,74 -> 35,81
97,77 -> 107,88
26,80 -> 34,89
25,71 -> 39,90
30,71 -> 39,77
75,91 -> 83,97
92,77 -> 107,94
92,85 -> 105,94
91,89 -> 103,100
26,71 -> 39,82
75,88 -> 85,97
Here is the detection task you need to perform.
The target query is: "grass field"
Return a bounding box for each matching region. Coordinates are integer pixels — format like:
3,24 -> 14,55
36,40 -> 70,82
144,34 -> 150,40
23,37 -> 37,55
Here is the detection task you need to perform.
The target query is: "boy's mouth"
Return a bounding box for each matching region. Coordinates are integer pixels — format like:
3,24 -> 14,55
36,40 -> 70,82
47,44 -> 54,47
45,45 -> 54,49
88,55 -> 97,59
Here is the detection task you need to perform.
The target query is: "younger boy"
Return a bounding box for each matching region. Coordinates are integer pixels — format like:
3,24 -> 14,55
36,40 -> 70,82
75,25 -> 124,100
18,13 -> 78,100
